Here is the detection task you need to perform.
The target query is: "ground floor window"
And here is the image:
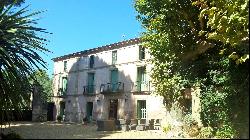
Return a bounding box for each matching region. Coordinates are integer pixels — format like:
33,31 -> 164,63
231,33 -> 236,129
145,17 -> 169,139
137,100 -> 147,119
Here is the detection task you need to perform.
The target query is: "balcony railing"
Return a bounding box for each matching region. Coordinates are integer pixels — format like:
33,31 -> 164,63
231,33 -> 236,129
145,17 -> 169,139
131,81 -> 150,92
100,82 -> 124,94
57,88 -> 66,97
83,85 -> 96,94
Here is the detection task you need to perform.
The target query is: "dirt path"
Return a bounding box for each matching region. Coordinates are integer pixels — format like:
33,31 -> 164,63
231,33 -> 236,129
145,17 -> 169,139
2,121 -> 171,139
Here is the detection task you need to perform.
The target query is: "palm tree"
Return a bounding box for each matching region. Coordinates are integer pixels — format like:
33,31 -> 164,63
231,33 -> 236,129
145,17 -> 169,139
0,2 -> 50,128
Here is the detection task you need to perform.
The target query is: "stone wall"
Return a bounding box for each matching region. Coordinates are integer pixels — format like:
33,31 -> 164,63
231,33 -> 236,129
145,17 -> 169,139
32,85 -> 47,122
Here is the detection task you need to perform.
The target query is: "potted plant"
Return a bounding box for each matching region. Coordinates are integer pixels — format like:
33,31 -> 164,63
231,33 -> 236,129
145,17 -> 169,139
57,115 -> 62,122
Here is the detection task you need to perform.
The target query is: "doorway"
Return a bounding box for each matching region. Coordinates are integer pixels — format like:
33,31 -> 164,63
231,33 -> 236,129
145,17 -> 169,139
47,102 -> 55,121
86,102 -> 93,121
59,101 -> 65,117
109,99 -> 118,120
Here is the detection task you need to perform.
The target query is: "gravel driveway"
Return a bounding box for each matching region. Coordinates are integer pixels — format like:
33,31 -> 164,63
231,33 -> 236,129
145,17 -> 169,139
2,121 -> 171,139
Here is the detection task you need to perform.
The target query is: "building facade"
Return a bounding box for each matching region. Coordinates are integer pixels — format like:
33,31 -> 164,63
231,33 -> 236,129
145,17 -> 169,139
52,38 -> 168,123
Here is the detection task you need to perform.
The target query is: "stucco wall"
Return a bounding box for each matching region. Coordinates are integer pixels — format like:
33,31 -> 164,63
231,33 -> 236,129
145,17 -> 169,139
52,43 -> 167,122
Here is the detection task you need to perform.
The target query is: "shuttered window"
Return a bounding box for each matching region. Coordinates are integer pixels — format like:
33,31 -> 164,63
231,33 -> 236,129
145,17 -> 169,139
62,77 -> 68,95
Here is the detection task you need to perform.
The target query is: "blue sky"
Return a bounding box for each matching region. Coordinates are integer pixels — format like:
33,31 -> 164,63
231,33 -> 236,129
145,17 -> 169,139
24,0 -> 144,77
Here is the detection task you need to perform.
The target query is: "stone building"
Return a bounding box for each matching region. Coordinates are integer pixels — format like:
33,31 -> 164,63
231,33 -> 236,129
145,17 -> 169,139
51,38 -> 168,123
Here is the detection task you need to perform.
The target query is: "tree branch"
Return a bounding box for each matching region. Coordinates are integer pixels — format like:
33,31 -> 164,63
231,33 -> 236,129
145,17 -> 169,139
182,39 -> 214,61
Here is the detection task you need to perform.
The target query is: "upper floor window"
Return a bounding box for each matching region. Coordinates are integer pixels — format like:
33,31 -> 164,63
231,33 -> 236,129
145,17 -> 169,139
63,61 -> 67,72
62,77 -> 68,92
112,50 -> 117,65
139,46 -> 145,60
89,55 -> 94,68
136,66 -> 147,91
137,66 -> 146,82
59,77 -> 68,96
87,73 -> 95,93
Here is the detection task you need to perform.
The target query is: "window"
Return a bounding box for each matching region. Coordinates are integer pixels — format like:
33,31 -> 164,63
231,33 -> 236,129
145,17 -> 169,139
112,50 -> 117,64
62,77 -> 68,95
137,67 -> 146,91
137,100 -> 146,119
63,61 -> 67,71
139,46 -> 145,60
111,69 -> 118,92
89,55 -> 94,68
87,73 -> 95,93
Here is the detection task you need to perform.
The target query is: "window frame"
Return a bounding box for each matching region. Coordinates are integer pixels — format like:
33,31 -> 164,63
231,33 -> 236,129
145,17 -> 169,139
112,50 -> 117,65
62,77 -> 68,95
63,61 -> 67,72
139,46 -> 145,60
89,55 -> 94,68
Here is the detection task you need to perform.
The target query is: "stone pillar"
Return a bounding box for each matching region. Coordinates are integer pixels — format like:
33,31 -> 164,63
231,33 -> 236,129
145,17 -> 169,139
32,84 -> 47,122
191,87 -> 202,127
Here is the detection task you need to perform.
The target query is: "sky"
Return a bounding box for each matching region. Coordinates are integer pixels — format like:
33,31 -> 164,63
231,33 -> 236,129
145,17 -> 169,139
24,0 -> 144,77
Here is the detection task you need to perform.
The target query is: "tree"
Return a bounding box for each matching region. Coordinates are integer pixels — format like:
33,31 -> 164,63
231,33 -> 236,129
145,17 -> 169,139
0,1 -> 50,126
29,70 -> 53,102
0,0 -> 25,7
134,0 -> 249,138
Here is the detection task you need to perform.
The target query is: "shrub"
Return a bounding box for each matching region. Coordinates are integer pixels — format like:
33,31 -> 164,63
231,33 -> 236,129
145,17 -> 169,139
163,123 -> 172,133
215,124 -> 237,139
57,115 -> 62,122
198,126 -> 214,138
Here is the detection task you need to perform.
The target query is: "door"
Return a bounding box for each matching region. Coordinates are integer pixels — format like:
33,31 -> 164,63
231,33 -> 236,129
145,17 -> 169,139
137,100 -> 146,119
87,73 -> 95,93
109,99 -> 118,120
47,102 -> 55,121
86,102 -> 93,121
111,69 -> 118,92
59,101 -> 65,117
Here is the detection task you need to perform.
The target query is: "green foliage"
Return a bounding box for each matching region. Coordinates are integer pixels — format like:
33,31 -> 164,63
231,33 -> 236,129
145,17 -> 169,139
215,124 -> 237,139
196,0 -> 249,64
30,70 -> 53,102
0,1 -> 50,128
0,0 -> 25,7
182,113 -> 194,127
163,123 -> 171,133
200,88 -> 228,128
198,126 -> 214,138
134,0 -> 249,138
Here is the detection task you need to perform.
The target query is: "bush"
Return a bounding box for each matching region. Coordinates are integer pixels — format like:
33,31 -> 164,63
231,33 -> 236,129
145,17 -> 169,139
182,113 -> 193,127
198,126 -> 214,138
57,115 -> 62,122
163,123 -> 172,133
215,124 -> 237,139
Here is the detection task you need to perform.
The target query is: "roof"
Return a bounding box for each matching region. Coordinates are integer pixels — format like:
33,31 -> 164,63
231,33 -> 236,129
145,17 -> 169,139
52,38 -> 141,62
